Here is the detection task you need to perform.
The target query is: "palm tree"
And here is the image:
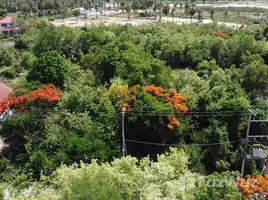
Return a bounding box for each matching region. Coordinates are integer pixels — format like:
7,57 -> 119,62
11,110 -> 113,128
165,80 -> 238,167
95,2 -> 98,18
185,0 -> 189,15
162,4 -> 170,22
188,5 -> 196,23
73,9 -> 80,24
171,6 -> 176,23
184,0 -> 189,23
125,4 -> 131,20
236,11 -> 240,30
197,9 -> 202,21
210,10 -> 215,20
120,1 -> 126,13
202,0 -> 206,20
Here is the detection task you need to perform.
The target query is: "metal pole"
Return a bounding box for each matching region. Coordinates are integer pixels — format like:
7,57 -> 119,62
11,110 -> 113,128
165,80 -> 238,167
122,107 -> 126,157
241,112 -> 252,177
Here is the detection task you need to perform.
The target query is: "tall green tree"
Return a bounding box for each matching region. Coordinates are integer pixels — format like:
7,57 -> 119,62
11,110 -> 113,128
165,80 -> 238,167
27,50 -> 68,87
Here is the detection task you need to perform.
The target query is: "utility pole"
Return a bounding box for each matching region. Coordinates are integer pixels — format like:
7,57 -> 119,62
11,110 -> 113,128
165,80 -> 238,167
122,106 -> 127,157
241,111 -> 253,177
239,109 -> 268,177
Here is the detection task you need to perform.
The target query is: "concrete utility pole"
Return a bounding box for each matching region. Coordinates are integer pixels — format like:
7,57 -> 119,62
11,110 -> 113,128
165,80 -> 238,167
122,106 -> 127,157
241,111 -> 253,177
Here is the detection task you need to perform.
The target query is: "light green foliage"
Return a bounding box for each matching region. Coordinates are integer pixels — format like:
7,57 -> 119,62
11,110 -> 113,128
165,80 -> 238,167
58,5 -> 68,20
0,48 -> 19,67
8,148 -> 241,200
139,149 -> 196,200
54,160 -> 132,200
171,60 -> 249,112
0,48 -> 22,78
157,148 -> 189,175
170,69 -> 209,108
37,148 -> 199,200
197,60 -> 249,111
241,55 -> 268,98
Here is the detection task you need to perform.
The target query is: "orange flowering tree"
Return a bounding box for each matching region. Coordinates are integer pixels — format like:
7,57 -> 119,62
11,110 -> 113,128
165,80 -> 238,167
109,84 -> 188,157
194,28 -> 202,33
0,84 -> 61,114
109,84 -> 188,129
214,31 -> 229,38
237,174 -> 268,199
141,85 -> 188,129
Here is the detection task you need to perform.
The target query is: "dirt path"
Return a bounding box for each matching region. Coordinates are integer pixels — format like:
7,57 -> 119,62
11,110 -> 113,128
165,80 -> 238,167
52,16 -> 245,29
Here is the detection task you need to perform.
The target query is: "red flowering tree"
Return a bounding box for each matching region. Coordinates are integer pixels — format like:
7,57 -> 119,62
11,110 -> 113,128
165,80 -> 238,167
0,84 -> 61,114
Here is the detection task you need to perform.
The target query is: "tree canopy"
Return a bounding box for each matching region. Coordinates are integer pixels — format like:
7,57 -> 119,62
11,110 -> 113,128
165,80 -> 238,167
1,16 -> 268,199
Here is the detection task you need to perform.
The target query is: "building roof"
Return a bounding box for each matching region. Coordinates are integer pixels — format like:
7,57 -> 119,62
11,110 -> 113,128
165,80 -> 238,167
0,81 -> 12,101
0,16 -> 14,24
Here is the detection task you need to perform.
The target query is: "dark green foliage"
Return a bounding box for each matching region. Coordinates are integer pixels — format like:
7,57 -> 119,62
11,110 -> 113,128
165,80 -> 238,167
27,50 -> 67,87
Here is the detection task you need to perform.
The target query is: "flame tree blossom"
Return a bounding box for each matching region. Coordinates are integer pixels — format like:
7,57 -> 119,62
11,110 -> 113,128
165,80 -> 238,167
0,84 -> 61,114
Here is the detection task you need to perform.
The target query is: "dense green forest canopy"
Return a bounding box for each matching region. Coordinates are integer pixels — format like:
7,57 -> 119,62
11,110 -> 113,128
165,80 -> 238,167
1,14 -> 268,199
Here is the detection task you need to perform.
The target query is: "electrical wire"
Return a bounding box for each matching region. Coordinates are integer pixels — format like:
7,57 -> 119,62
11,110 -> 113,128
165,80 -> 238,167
2,139 -> 245,148
125,138 -> 245,147
0,109 -> 250,121
0,108 -> 250,113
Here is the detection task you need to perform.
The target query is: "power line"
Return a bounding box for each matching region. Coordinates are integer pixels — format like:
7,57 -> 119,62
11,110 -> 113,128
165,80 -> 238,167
0,109 -> 251,120
0,108 -> 250,113
3,138 -> 245,147
128,104 -> 268,110
125,138 -> 245,147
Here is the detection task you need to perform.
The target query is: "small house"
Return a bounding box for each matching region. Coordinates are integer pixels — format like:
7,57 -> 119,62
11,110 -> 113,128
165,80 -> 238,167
0,16 -> 20,35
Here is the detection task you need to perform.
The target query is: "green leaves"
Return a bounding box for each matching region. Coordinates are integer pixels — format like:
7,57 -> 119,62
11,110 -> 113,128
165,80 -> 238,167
242,59 -> 268,98
27,50 -> 68,87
